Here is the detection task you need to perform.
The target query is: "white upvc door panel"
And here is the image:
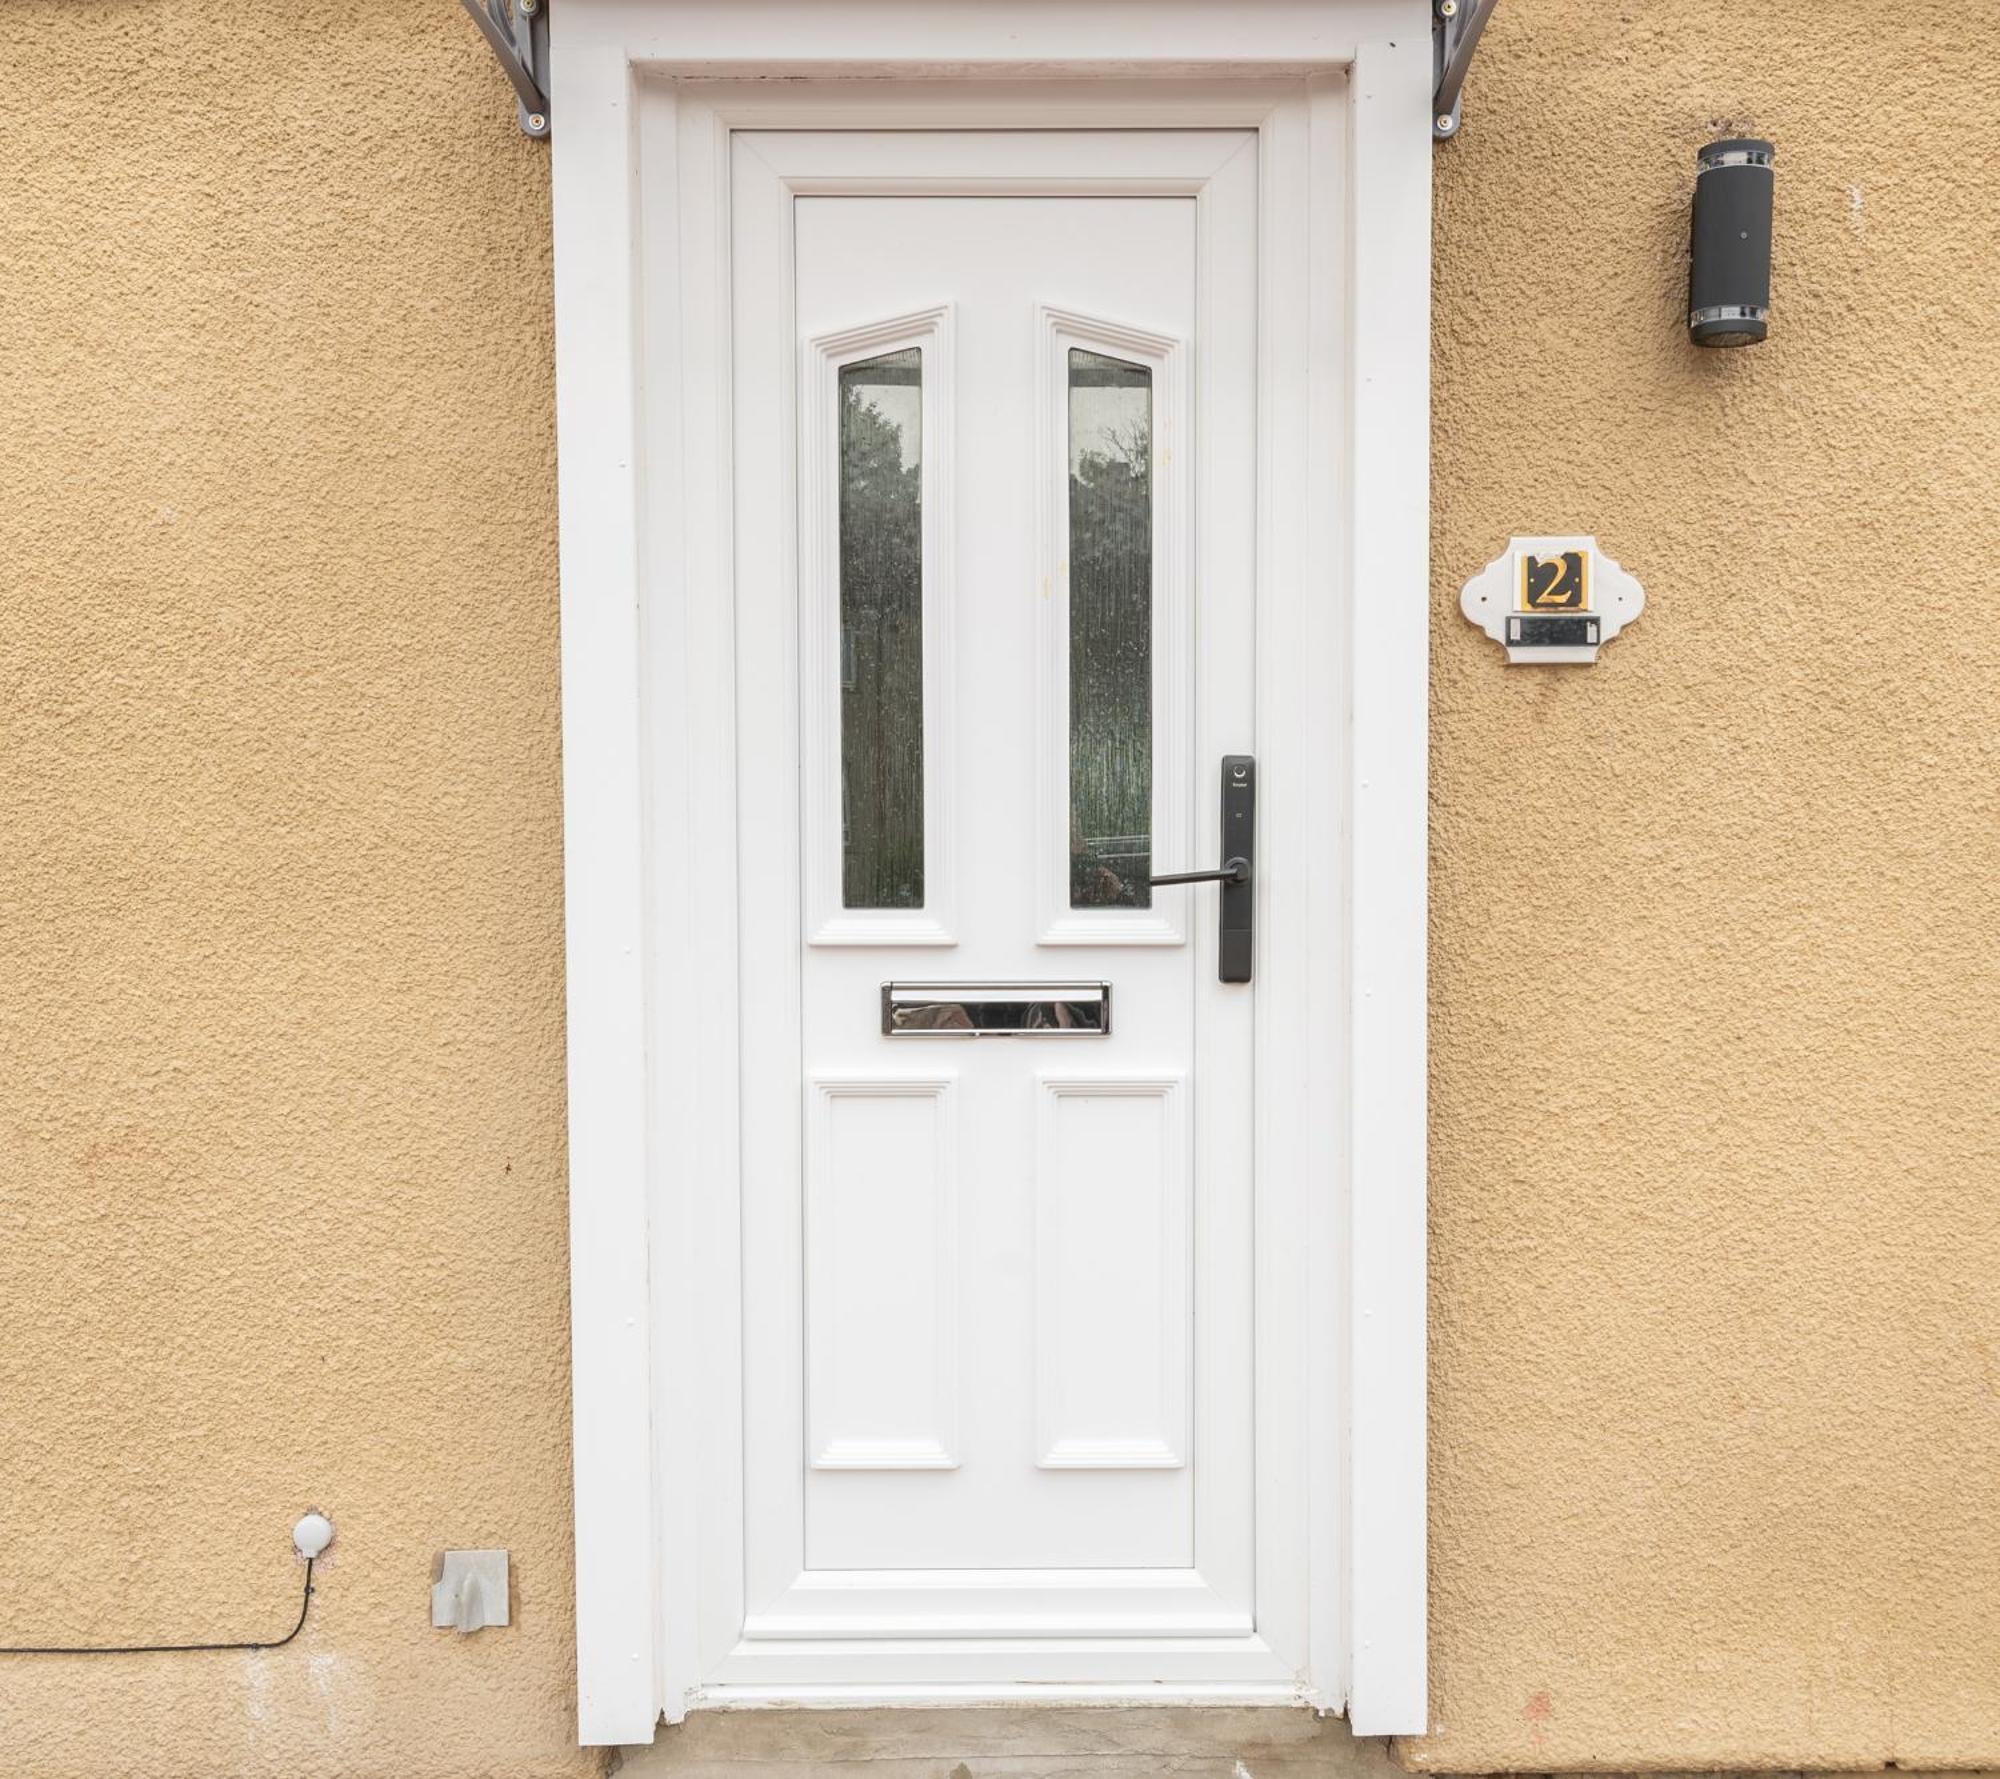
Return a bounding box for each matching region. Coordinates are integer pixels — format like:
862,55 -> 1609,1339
558,26 -> 1435,1739
726,127 -> 1273,1690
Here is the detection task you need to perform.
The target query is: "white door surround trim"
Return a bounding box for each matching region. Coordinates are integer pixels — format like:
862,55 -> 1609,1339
549,1 -> 1432,1747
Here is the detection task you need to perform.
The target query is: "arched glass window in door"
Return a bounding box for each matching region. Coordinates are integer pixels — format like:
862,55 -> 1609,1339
1067,348 -> 1153,910
838,347 -> 925,909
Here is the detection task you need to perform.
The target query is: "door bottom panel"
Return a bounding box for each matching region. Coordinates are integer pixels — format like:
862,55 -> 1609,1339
703,1633 -> 1301,1694
743,1567 -> 1252,1641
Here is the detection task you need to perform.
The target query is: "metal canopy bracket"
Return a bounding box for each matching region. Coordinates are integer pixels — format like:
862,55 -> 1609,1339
470,0 -> 1482,147
462,0 -> 550,138
1432,0 -> 1498,140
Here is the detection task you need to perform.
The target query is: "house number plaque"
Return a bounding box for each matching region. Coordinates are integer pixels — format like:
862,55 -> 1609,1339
1460,534 -> 1646,665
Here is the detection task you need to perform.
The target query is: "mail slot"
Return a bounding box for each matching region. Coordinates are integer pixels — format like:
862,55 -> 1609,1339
881,982 -> 1111,1037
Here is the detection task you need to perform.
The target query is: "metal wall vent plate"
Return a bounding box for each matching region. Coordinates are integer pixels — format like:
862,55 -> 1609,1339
882,982 -> 1111,1036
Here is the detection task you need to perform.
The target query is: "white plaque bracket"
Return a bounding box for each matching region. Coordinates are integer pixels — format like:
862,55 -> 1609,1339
1460,534 -> 1645,664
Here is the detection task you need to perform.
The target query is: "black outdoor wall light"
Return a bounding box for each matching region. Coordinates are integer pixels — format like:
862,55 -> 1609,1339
1689,137 -> 1775,346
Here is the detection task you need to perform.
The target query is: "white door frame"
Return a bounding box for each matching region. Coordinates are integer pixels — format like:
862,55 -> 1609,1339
548,0 -> 1432,1747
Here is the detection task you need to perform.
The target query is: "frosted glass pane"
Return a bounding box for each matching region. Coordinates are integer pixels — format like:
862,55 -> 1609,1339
1068,349 -> 1153,910
839,348 -> 924,910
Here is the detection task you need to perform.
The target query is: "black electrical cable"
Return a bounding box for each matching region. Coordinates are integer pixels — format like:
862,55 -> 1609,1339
0,1557 -> 315,1656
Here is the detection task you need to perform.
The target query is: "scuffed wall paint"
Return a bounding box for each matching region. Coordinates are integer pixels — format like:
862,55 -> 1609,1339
0,4 -> 594,1775
1414,0 -> 2000,1770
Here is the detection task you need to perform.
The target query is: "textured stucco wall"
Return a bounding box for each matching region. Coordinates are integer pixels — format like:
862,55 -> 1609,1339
1415,0 -> 2000,1770
5,2 -> 1998,1776
0,5 -> 590,1776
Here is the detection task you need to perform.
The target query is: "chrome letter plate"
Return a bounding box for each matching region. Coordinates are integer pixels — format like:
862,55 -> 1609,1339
882,981 -> 1111,1037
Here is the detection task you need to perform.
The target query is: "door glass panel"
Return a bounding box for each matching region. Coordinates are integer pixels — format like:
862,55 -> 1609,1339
839,348 -> 925,909
1067,348 -> 1153,909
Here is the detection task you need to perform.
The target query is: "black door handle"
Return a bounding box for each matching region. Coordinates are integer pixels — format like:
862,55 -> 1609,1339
1150,858 -> 1250,888
1147,755 -> 1254,983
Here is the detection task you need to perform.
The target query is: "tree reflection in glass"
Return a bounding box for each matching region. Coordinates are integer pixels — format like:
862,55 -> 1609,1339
1068,349 -> 1153,909
838,348 -> 924,909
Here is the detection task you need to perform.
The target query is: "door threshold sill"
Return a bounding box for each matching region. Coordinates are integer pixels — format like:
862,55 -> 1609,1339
688,1682 -> 1314,1711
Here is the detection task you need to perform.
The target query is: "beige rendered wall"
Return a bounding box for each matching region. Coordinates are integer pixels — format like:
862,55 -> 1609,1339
0,5 -> 589,1777
1,4 -> 1995,1778
1417,0 -> 2000,1770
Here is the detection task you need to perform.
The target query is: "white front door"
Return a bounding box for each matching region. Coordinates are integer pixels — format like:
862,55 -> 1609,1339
723,126 -> 1295,1693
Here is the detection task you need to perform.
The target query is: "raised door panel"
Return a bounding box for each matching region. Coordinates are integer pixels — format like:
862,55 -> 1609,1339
1036,1075 -> 1191,1469
806,1076 -> 959,1470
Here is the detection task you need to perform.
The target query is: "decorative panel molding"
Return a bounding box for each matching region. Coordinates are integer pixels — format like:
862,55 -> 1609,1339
1035,1074 -> 1190,1468
801,305 -> 957,946
806,1075 -> 960,1469
1035,305 -> 1190,947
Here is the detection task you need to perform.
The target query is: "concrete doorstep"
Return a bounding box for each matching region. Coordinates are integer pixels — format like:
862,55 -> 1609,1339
612,1706 -> 1399,1779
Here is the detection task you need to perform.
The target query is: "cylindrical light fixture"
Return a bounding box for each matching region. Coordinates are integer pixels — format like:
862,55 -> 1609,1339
1689,137 -> 1775,346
